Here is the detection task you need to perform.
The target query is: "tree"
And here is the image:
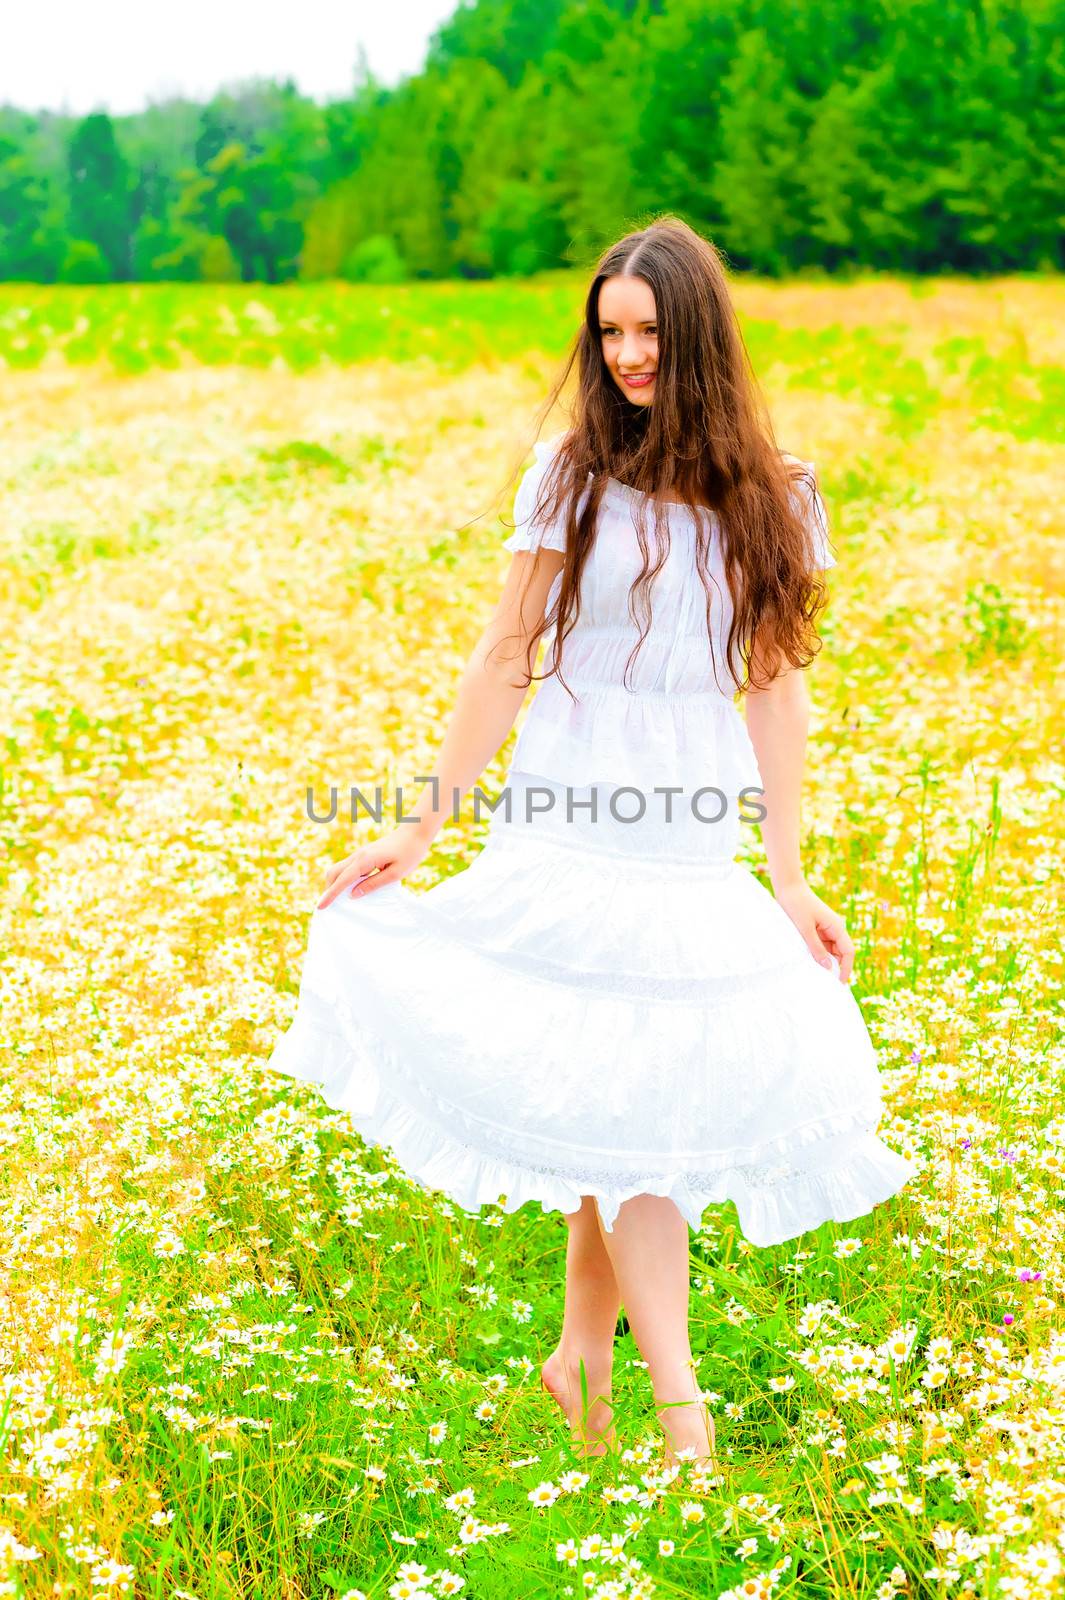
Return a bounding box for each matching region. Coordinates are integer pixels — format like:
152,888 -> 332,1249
342,234 -> 409,282
58,238 -> 110,282
67,112 -> 132,279
710,29 -> 813,274
209,143 -> 304,282
0,136 -> 63,279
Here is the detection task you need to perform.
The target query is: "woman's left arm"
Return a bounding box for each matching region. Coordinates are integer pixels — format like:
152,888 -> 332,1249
744,664 -> 855,984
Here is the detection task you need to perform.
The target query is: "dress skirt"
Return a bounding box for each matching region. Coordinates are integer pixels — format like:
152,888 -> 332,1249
265,767 -> 917,1245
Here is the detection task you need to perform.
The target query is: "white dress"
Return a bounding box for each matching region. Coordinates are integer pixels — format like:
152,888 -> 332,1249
266,437 -> 917,1245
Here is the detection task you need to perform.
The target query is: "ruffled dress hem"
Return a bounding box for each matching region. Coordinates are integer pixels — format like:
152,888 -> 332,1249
265,1010 -> 919,1248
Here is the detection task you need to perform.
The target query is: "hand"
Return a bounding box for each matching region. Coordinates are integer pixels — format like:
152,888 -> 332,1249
773,879 -> 855,984
317,825 -> 432,911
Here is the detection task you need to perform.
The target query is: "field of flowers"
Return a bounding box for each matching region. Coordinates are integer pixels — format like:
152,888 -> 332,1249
0,275 -> 1062,1599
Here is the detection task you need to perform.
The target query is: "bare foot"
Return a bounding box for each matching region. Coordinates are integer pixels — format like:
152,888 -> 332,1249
659,1400 -> 720,1471
541,1349 -> 618,1458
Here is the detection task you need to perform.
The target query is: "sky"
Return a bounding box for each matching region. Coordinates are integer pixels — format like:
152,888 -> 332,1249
0,1 -> 461,115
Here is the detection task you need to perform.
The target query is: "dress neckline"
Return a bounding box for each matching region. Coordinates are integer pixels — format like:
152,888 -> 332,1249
604,477 -> 711,517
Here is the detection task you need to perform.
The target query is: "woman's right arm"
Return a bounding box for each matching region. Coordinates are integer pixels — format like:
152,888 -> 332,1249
318,547 -> 564,908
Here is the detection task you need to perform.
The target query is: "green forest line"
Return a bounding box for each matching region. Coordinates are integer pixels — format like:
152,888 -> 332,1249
0,0 -> 1061,285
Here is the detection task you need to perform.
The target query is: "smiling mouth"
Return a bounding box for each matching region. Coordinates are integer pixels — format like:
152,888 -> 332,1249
621,373 -> 655,386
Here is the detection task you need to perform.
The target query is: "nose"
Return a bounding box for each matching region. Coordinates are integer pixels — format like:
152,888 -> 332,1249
620,336 -> 649,368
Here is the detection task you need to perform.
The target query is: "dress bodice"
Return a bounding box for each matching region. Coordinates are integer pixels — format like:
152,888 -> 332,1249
500,435 -> 835,794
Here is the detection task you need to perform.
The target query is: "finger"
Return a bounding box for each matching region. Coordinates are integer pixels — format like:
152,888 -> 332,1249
318,864 -> 370,910
323,854 -> 360,889
835,930 -> 856,984
824,946 -> 852,983
820,923 -> 855,981
804,933 -> 834,970
349,867 -> 389,898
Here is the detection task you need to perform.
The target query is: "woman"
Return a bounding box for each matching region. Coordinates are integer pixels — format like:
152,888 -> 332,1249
266,215 -> 917,1467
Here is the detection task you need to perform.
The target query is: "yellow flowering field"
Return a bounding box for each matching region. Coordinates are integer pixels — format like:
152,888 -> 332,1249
0,276 -> 1062,1599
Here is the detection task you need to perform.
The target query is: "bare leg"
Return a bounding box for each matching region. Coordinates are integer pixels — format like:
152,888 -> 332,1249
541,1195 -> 621,1456
593,1194 -> 717,1466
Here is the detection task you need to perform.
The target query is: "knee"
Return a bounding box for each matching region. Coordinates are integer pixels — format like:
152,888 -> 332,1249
563,1194 -> 601,1228
616,1192 -> 688,1231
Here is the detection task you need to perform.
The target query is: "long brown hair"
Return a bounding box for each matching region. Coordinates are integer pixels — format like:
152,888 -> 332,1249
497,214 -> 833,701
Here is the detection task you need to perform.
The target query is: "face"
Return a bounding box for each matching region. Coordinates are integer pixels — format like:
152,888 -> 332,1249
598,275 -> 658,406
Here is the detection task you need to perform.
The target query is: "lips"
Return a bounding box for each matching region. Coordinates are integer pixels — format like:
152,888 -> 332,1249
622,374 -> 655,387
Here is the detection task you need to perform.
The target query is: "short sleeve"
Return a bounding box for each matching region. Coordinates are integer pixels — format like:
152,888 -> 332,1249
789,459 -> 837,571
503,435 -> 568,555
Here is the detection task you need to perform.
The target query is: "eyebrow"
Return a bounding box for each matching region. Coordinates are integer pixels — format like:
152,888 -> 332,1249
602,318 -> 657,326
